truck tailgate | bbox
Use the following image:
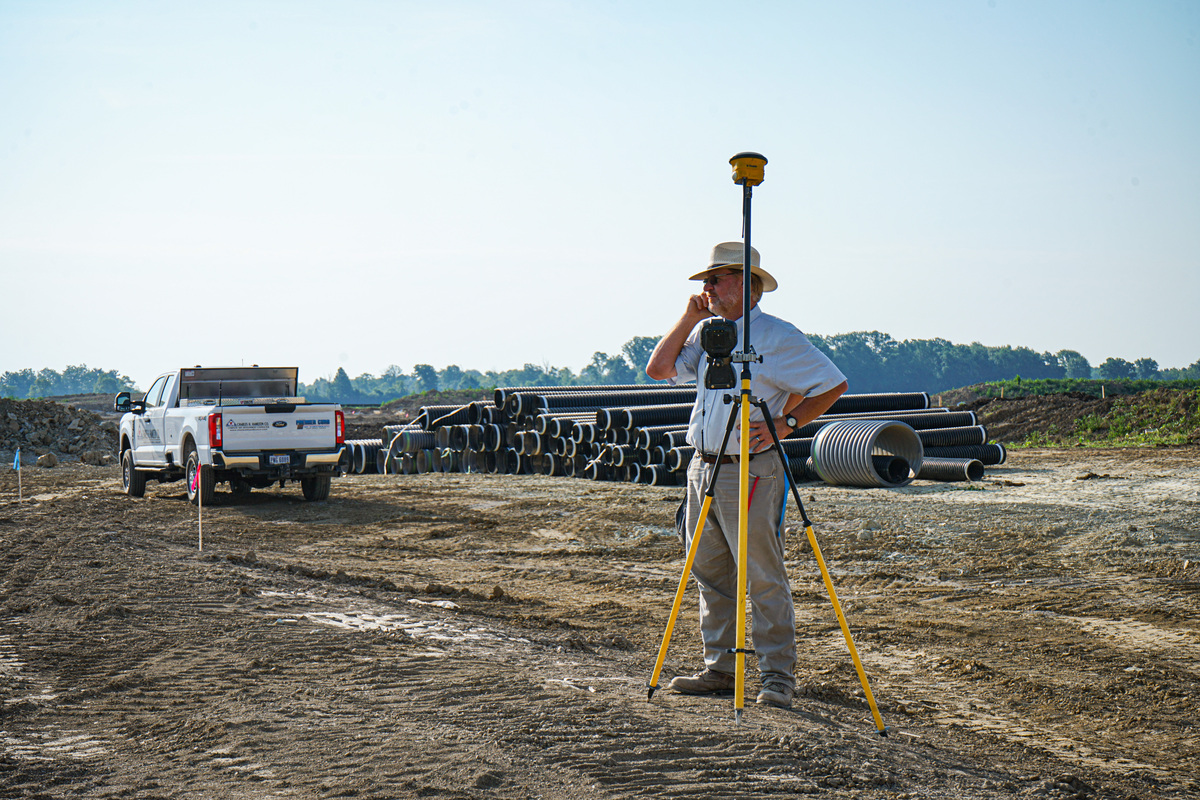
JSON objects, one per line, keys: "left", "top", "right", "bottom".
{"left": 220, "top": 406, "right": 338, "bottom": 451}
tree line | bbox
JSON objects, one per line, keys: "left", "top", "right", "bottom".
{"left": 0, "top": 365, "right": 138, "bottom": 399}
{"left": 4, "top": 335, "right": 1197, "bottom": 402}
{"left": 298, "top": 333, "right": 1200, "bottom": 403}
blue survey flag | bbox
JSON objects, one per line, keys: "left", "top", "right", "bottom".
{"left": 11, "top": 448, "right": 18, "bottom": 471}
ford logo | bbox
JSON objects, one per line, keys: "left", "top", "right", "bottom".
{"left": 273, "top": 420, "right": 288, "bottom": 428}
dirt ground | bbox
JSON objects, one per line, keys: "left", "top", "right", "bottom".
{"left": 1, "top": 447, "right": 1198, "bottom": 799}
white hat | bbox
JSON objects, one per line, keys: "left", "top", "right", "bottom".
{"left": 688, "top": 241, "right": 778, "bottom": 292}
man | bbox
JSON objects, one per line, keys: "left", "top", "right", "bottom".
{"left": 645, "top": 241, "right": 848, "bottom": 709}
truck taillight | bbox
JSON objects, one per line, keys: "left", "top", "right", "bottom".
{"left": 209, "top": 413, "right": 223, "bottom": 447}
{"left": 335, "top": 410, "right": 345, "bottom": 445}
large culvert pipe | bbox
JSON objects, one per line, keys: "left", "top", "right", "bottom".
{"left": 918, "top": 457, "right": 985, "bottom": 482}
{"left": 811, "top": 420, "right": 924, "bottom": 488}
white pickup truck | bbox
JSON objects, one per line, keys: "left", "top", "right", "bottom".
{"left": 115, "top": 366, "right": 345, "bottom": 504}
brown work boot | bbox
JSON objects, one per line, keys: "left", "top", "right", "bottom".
{"left": 668, "top": 669, "right": 735, "bottom": 695}
{"left": 756, "top": 680, "right": 794, "bottom": 709}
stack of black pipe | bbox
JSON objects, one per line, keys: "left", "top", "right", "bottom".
{"left": 377, "top": 384, "right": 1004, "bottom": 484}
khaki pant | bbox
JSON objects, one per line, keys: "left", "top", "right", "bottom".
{"left": 685, "top": 451, "right": 795, "bottom": 687}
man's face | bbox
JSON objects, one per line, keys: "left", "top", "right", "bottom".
{"left": 702, "top": 269, "right": 745, "bottom": 320}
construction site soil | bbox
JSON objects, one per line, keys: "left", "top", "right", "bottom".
{"left": 2, "top": 397, "right": 1199, "bottom": 798}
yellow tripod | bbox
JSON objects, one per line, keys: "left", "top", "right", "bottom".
{"left": 645, "top": 153, "right": 887, "bottom": 734}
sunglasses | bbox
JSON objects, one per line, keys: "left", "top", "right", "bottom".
{"left": 703, "top": 271, "right": 741, "bottom": 286}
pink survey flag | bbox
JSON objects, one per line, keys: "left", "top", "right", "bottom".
{"left": 190, "top": 463, "right": 199, "bottom": 492}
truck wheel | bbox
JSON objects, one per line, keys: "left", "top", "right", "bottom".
{"left": 185, "top": 448, "right": 216, "bottom": 506}
{"left": 122, "top": 450, "right": 147, "bottom": 498}
{"left": 301, "top": 475, "right": 331, "bottom": 502}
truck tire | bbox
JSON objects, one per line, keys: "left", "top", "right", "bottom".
{"left": 185, "top": 448, "right": 216, "bottom": 506}
{"left": 301, "top": 475, "right": 331, "bottom": 502}
{"left": 122, "top": 450, "right": 147, "bottom": 498}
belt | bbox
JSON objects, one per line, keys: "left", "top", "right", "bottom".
{"left": 699, "top": 451, "right": 763, "bottom": 464}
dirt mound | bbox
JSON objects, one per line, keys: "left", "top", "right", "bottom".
{"left": 965, "top": 393, "right": 1112, "bottom": 444}
{"left": 0, "top": 397, "right": 118, "bottom": 466}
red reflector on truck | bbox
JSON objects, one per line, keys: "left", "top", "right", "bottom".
{"left": 335, "top": 410, "right": 345, "bottom": 445}
{"left": 209, "top": 413, "right": 223, "bottom": 447}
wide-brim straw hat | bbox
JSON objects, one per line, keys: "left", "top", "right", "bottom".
{"left": 688, "top": 241, "right": 778, "bottom": 293}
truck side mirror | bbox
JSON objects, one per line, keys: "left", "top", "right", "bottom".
{"left": 114, "top": 392, "right": 131, "bottom": 413}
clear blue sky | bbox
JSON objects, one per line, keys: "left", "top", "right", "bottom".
{"left": 2, "top": 1, "right": 1197, "bottom": 389}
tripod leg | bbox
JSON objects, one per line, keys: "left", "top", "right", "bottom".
{"left": 647, "top": 493, "right": 715, "bottom": 700}
{"left": 734, "top": 383, "right": 752, "bottom": 723}
{"left": 756, "top": 402, "right": 888, "bottom": 736}
{"left": 806, "top": 524, "right": 887, "bottom": 735}
{"left": 646, "top": 398, "right": 741, "bottom": 700}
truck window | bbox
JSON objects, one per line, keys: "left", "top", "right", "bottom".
{"left": 143, "top": 376, "right": 168, "bottom": 406}
{"left": 156, "top": 374, "right": 177, "bottom": 407}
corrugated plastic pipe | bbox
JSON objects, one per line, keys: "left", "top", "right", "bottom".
{"left": 353, "top": 439, "right": 383, "bottom": 474}
{"left": 495, "top": 383, "right": 664, "bottom": 413}
{"left": 826, "top": 392, "right": 929, "bottom": 415}
{"left": 505, "top": 384, "right": 697, "bottom": 416}
{"left": 792, "top": 410, "right": 976, "bottom": 439}
{"left": 918, "top": 457, "right": 985, "bottom": 482}
{"left": 811, "top": 420, "right": 924, "bottom": 488}
{"left": 635, "top": 425, "right": 688, "bottom": 449}
{"left": 400, "top": 430, "right": 438, "bottom": 452}
{"left": 923, "top": 443, "right": 1006, "bottom": 465}
{"left": 533, "top": 388, "right": 697, "bottom": 414}
{"left": 418, "top": 404, "right": 472, "bottom": 430}
{"left": 917, "top": 425, "right": 988, "bottom": 448}
{"left": 602, "top": 403, "right": 695, "bottom": 430}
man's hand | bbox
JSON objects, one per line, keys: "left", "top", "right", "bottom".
{"left": 740, "top": 381, "right": 849, "bottom": 453}
{"left": 741, "top": 419, "right": 786, "bottom": 454}
{"left": 683, "top": 293, "right": 714, "bottom": 325}
{"left": 646, "top": 294, "right": 715, "bottom": 381}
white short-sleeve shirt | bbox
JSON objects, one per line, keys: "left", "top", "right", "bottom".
{"left": 671, "top": 305, "right": 846, "bottom": 455}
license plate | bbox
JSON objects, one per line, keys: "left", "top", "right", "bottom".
{"left": 269, "top": 454, "right": 291, "bottom": 465}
